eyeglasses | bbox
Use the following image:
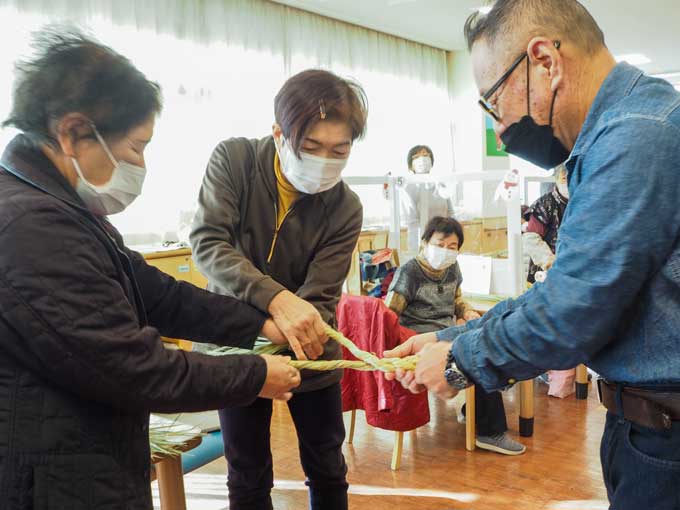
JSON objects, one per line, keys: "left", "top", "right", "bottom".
{"left": 478, "top": 40, "right": 561, "bottom": 122}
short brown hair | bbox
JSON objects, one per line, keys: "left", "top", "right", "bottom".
{"left": 274, "top": 69, "right": 368, "bottom": 157}
{"left": 422, "top": 216, "right": 465, "bottom": 248}
{"left": 407, "top": 144, "right": 434, "bottom": 171}
{"left": 464, "top": 0, "right": 606, "bottom": 55}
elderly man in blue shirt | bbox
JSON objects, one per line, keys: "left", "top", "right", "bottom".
{"left": 385, "top": 1, "right": 680, "bottom": 508}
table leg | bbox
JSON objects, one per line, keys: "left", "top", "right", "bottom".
{"left": 575, "top": 364, "right": 589, "bottom": 400}
{"left": 156, "top": 455, "right": 187, "bottom": 510}
{"left": 519, "top": 380, "right": 534, "bottom": 437}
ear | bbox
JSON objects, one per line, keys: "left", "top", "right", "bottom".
{"left": 54, "top": 113, "right": 92, "bottom": 157}
{"left": 526, "top": 37, "right": 564, "bottom": 92}
{"left": 272, "top": 123, "right": 282, "bottom": 141}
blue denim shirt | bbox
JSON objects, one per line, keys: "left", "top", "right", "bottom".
{"left": 440, "top": 63, "right": 680, "bottom": 391}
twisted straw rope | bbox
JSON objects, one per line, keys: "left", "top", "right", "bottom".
{"left": 208, "top": 326, "right": 418, "bottom": 373}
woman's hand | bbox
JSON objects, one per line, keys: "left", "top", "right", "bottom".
{"left": 258, "top": 354, "right": 301, "bottom": 401}
{"left": 268, "top": 290, "right": 328, "bottom": 361}
{"left": 544, "top": 256, "right": 556, "bottom": 270}
{"left": 463, "top": 310, "right": 481, "bottom": 322}
{"left": 260, "top": 319, "right": 287, "bottom": 345}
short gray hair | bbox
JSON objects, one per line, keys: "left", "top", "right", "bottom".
{"left": 464, "top": 0, "right": 606, "bottom": 55}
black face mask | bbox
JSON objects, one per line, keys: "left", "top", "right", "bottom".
{"left": 500, "top": 60, "right": 570, "bottom": 170}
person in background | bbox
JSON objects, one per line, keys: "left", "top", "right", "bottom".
{"left": 190, "top": 69, "right": 366, "bottom": 510}
{"left": 523, "top": 165, "right": 574, "bottom": 396}
{"left": 401, "top": 145, "right": 454, "bottom": 251}
{"left": 0, "top": 29, "right": 299, "bottom": 510}
{"left": 523, "top": 165, "right": 569, "bottom": 283}
{"left": 386, "top": 1, "right": 680, "bottom": 507}
{"left": 385, "top": 217, "right": 525, "bottom": 455}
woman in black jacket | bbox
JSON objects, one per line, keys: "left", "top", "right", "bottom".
{"left": 0, "top": 29, "right": 300, "bottom": 510}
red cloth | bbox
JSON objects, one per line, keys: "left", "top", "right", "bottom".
{"left": 379, "top": 269, "right": 396, "bottom": 298}
{"left": 337, "top": 294, "right": 430, "bottom": 432}
{"left": 526, "top": 215, "right": 547, "bottom": 237}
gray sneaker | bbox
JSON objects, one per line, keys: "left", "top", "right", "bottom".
{"left": 475, "top": 433, "right": 526, "bottom": 456}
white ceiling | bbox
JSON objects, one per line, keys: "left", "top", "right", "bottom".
{"left": 271, "top": 0, "right": 680, "bottom": 75}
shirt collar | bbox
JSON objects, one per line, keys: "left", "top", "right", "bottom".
{"left": 569, "top": 62, "right": 644, "bottom": 160}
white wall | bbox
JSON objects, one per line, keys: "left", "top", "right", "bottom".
{"left": 447, "top": 50, "right": 510, "bottom": 218}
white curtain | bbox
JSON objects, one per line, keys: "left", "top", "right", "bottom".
{"left": 0, "top": 0, "right": 452, "bottom": 239}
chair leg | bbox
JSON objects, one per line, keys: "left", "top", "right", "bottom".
{"left": 391, "top": 431, "right": 404, "bottom": 471}
{"left": 347, "top": 409, "right": 356, "bottom": 444}
{"left": 465, "top": 385, "right": 476, "bottom": 451}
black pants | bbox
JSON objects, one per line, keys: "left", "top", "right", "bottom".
{"left": 461, "top": 387, "right": 508, "bottom": 437}
{"left": 219, "top": 382, "right": 348, "bottom": 510}
{"left": 601, "top": 410, "right": 680, "bottom": 509}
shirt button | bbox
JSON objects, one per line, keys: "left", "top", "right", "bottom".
{"left": 508, "top": 378, "right": 516, "bottom": 385}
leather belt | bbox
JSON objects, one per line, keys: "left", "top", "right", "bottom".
{"left": 597, "top": 380, "right": 680, "bottom": 431}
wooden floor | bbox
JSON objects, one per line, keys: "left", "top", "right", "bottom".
{"left": 153, "top": 380, "right": 609, "bottom": 510}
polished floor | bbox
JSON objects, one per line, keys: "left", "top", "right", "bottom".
{"left": 153, "top": 381, "right": 609, "bottom": 510}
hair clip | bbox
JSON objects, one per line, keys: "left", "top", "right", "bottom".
{"left": 319, "top": 100, "right": 327, "bottom": 120}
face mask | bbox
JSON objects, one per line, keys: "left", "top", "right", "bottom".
{"left": 412, "top": 156, "right": 433, "bottom": 174}
{"left": 556, "top": 180, "right": 570, "bottom": 199}
{"left": 500, "top": 61, "right": 570, "bottom": 170}
{"left": 276, "top": 136, "right": 347, "bottom": 194}
{"left": 72, "top": 126, "right": 146, "bottom": 215}
{"left": 424, "top": 244, "right": 458, "bottom": 270}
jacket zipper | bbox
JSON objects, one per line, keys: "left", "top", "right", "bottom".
{"left": 267, "top": 201, "right": 298, "bottom": 263}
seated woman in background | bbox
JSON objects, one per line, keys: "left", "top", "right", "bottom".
{"left": 523, "top": 165, "right": 569, "bottom": 284}
{"left": 385, "top": 216, "right": 525, "bottom": 455}
{"left": 523, "top": 165, "right": 574, "bottom": 397}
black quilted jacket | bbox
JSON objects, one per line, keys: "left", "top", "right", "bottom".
{"left": 0, "top": 135, "right": 269, "bottom": 509}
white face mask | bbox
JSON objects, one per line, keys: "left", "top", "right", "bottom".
{"left": 424, "top": 244, "right": 458, "bottom": 270}
{"left": 276, "top": 135, "right": 347, "bottom": 194}
{"left": 412, "top": 156, "right": 433, "bottom": 174}
{"left": 71, "top": 126, "right": 146, "bottom": 215}
{"left": 556, "top": 180, "right": 570, "bottom": 199}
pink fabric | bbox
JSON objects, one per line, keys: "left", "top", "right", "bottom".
{"left": 547, "top": 369, "right": 576, "bottom": 398}
{"left": 337, "top": 294, "right": 430, "bottom": 432}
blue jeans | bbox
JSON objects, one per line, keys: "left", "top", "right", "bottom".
{"left": 601, "top": 411, "right": 680, "bottom": 509}
{"left": 219, "top": 383, "right": 348, "bottom": 510}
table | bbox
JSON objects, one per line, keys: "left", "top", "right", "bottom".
{"left": 466, "top": 294, "right": 536, "bottom": 439}
{"left": 150, "top": 416, "right": 203, "bottom": 510}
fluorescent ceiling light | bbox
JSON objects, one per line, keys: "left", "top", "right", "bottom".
{"left": 615, "top": 53, "right": 651, "bottom": 66}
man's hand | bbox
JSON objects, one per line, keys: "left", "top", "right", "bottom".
{"left": 383, "top": 332, "right": 437, "bottom": 391}
{"left": 258, "top": 354, "right": 301, "bottom": 401}
{"left": 414, "top": 341, "right": 459, "bottom": 401}
{"left": 383, "top": 332, "right": 437, "bottom": 359}
{"left": 268, "top": 290, "right": 328, "bottom": 361}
